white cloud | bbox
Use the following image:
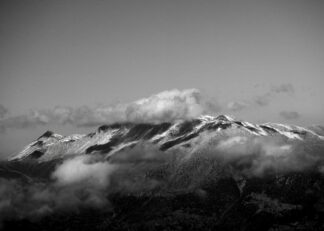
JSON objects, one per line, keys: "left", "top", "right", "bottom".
{"left": 0, "top": 89, "right": 220, "bottom": 130}
{"left": 52, "top": 155, "right": 116, "bottom": 188}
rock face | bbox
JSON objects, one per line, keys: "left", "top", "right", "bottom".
{"left": 1, "top": 115, "right": 324, "bottom": 231}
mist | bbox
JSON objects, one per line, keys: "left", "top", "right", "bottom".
{"left": 1, "top": 132, "right": 324, "bottom": 225}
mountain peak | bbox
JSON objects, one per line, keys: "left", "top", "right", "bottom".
{"left": 37, "top": 130, "right": 54, "bottom": 140}
{"left": 216, "top": 114, "right": 235, "bottom": 121}
{"left": 198, "top": 114, "right": 235, "bottom": 122}
{"left": 37, "top": 130, "right": 63, "bottom": 140}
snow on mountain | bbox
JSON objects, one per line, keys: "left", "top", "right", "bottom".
{"left": 9, "top": 115, "right": 324, "bottom": 162}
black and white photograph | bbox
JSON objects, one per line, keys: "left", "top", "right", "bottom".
{"left": 1, "top": 0, "right": 324, "bottom": 230}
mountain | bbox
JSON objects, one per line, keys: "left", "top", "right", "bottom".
{"left": 2, "top": 115, "right": 324, "bottom": 231}
{"left": 10, "top": 114, "right": 324, "bottom": 162}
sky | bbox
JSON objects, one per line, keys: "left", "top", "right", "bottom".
{"left": 0, "top": 0, "right": 324, "bottom": 155}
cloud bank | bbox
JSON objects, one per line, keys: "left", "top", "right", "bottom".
{"left": 0, "top": 156, "right": 116, "bottom": 224}
{"left": 213, "top": 136, "right": 324, "bottom": 176}
{"left": 0, "top": 89, "right": 220, "bottom": 131}
{"left": 0, "top": 84, "right": 302, "bottom": 132}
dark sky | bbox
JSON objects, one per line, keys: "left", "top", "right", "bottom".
{"left": 0, "top": 0, "right": 324, "bottom": 155}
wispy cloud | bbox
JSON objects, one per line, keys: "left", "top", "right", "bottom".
{"left": 271, "top": 84, "right": 294, "bottom": 94}
{"left": 309, "top": 125, "right": 324, "bottom": 136}
{"left": 0, "top": 105, "right": 8, "bottom": 119}
{"left": 279, "top": 111, "right": 300, "bottom": 120}
{"left": 254, "top": 84, "right": 294, "bottom": 107}
{"left": 227, "top": 83, "right": 295, "bottom": 111}
{"left": 227, "top": 101, "right": 249, "bottom": 112}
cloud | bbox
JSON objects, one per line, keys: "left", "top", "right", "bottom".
{"left": 228, "top": 84, "right": 295, "bottom": 110}
{"left": 227, "top": 101, "right": 249, "bottom": 112}
{"left": 308, "top": 125, "right": 324, "bottom": 136}
{"left": 212, "top": 136, "right": 322, "bottom": 177}
{"left": 0, "top": 145, "right": 173, "bottom": 223}
{"left": 0, "top": 105, "right": 8, "bottom": 119}
{"left": 0, "top": 155, "right": 117, "bottom": 224}
{"left": 271, "top": 84, "right": 294, "bottom": 94}
{"left": 1, "top": 133, "right": 324, "bottom": 223}
{"left": 254, "top": 84, "right": 294, "bottom": 107}
{"left": 254, "top": 94, "right": 272, "bottom": 107}
{"left": 0, "top": 89, "right": 220, "bottom": 131}
{"left": 0, "top": 85, "right": 297, "bottom": 131}
{"left": 52, "top": 155, "right": 116, "bottom": 188}
{"left": 279, "top": 111, "right": 300, "bottom": 120}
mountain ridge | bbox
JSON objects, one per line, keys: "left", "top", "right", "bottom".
{"left": 10, "top": 114, "right": 324, "bottom": 162}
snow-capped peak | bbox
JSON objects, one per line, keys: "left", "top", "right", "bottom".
{"left": 198, "top": 114, "right": 235, "bottom": 122}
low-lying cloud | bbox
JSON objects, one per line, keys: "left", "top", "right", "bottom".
{"left": 52, "top": 155, "right": 116, "bottom": 187}
{"left": 0, "top": 157, "right": 116, "bottom": 225}
{"left": 1, "top": 132, "right": 324, "bottom": 224}
{"left": 214, "top": 136, "right": 324, "bottom": 176}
